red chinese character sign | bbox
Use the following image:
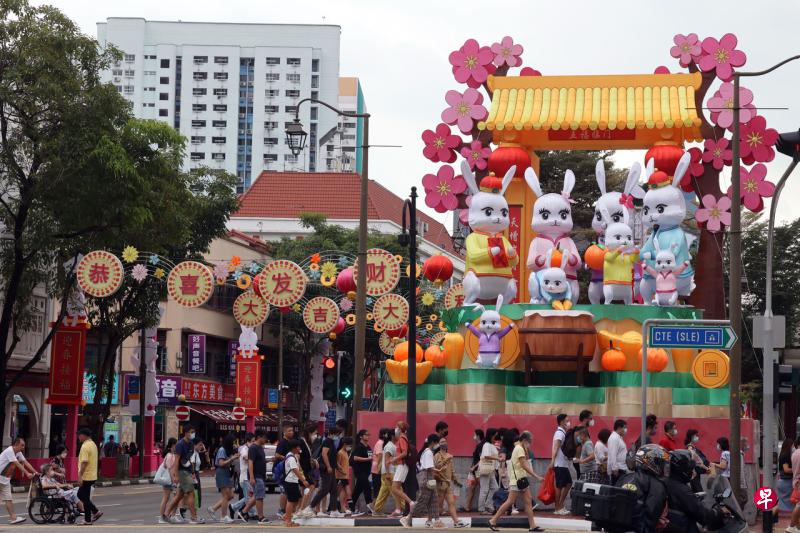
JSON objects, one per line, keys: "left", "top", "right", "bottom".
{"left": 353, "top": 248, "right": 401, "bottom": 296}
{"left": 167, "top": 261, "right": 214, "bottom": 308}
{"left": 76, "top": 251, "right": 124, "bottom": 298}
{"left": 257, "top": 260, "right": 307, "bottom": 307}
{"left": 235, "top": 357, "right": 261, "bottom": 416}
{"left": 444, "top": 284, "right": 465, "bottom": 309}
{"left": 233, "top": 292, "right": 269, "bottom": 327}
{"left": 302, "top": 297, "right": 339, "bottom": 334}
{"left": 372, "top": 293, "right": 409, "bottom": 331}
{"left": 46, "top": 324, "right": 88, "bottom": 405}
{"left": 754, "top": 486, "right": 777, "bottom": 511}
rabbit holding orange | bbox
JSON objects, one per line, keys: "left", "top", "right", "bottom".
{"left": 462, "top": 161, "right": 519, "bottom": 305}
{"left": 524, "top": 167, "right": 581, "bottom": 303}
{"left": 641, "top": 240, "right": 690, "bottom": 306}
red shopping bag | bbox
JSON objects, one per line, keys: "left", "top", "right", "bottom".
{"left": 537, "top": 468, "right": 556, "bottom": 505}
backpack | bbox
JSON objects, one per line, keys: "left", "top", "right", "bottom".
{"left": 560, "top": 427, "right": 578, "bottom": 459}
{"left": 403, "top": 438, "right": 418, "bottom": 469}
{"left": 273, "top": 458, "right": 286, "bottom": 484}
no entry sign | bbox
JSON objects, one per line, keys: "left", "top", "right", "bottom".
{"left": 175, "top": 404, "right": 190, "bottom": 422}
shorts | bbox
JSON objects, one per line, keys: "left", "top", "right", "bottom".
{"left": 284, "top": 482, "right": 301, "bottom": 503}
{"left": 554, "top": 466, "right": 573, "bottom": 489}
{"left": 393, "top": 464, "right": 409, "bottom": 483}
{"left": 0, "top": 482, "right": 11, "bottom": 501}
{"left": 178, "top": 470, "right": 195, "bottom": 493}
{"left": 337, "top": 479, "right": 349, "bottom": 487}
{"left": 251, "top": 478, "right": 266, "bottom": 500}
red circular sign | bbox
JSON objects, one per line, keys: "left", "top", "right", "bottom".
{"left": 175, "top": 405, "right": 190, "bottom": 421}
{"left": 232, "top": 406, "right": 246, "bottom": 421}
{"left": 753, "top": 486, "right": 777, "bottom": 511}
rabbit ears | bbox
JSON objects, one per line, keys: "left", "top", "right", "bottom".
{"left": 654, "top": 239, "right": 679, "bottom": 254}
{"left": 596, "top": 159, "right": 644, "bottom": 198}
{"left": 495, "top": 294, "right": 504, "bottom": 311}
{"left": 525, "top": 167, "right": 575, "bottom": 198}
{"left": 545, "top": 247, "right": 570, "bottom": 269}
{"left": 600, "top": 205, "right": 630, "bottom": 227}
{"left": 461, "top": 160, "right": 515, "bottom": 196}
{"left": 644, "top": 152, "right": 691, "bottom": 188}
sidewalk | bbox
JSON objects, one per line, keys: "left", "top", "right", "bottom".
{"left": 293, "top": 511, "right": 592, "bottom": 530}
{"left": 11, "top": 478, "right": 155, "bottom": 493}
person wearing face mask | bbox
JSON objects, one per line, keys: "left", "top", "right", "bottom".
{"left": 305, "top": 427, "right": 341, "bottom": 517}
{"left": 607, "top": 419, "right": 629, "bottom": 484}
{"left": 459, "top": 429, "right": 484, "bottom": 513}
{"left": 684, "top": 429, "right": 709, "bottom": 493}
{"left": 711, "top": 437, "right": 731, "bottom": 479}
{"left": 658, "top": 421, "right": 678, "bottom": 452}
{"left": 777, "top": 437, "right": 795, "bottom": 513}
{"left": 165, "top": 424, "right": 204, "bottom": 524}
{"left": 350, "top": 430, "right": 374, "bottom": 516}
{"left": 371, "top": 428, "right": 388, "bottom": 502}
{"left": 294, "top": 424, "right": 320, "bottom": 519}
{"left": 434, "top": 439, "right": 467, "bottom": 527}
{"left": 49, "top": 444, "right": 69, "bottom": 483}
{"left": 435, "top": 421, "right": 449, "bottom": 439}
{"left": 549, "top": 414, "right": 572, "bottom": 515}
{"left": 400, "top": 434, "right": 442, "bottom": 528}
{"left": 573, "top": 426, "right": 599, "bottom": 483}
{"left": 335, "top": 437, "right": 354, "bottom": 516}
{"left": 663, "top": 450, "right": 725, "bottom": 533}
{"left": 390, "top": 422, "right": 414, "bottom": 517}
{"left": 573, "top": 411, "right": 594, "bottom": 477}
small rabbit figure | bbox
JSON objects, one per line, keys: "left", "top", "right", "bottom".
{"left": 524, "top": 167, "right": 581, "bottom": 303}
{"left": 238, "top": 326, "right": 259, "bottom": 354}
{"left": 529, "top": 248, "right": 573, "bottom": 310}
{"left": 588, "top": 160, "right": 645, "bottom": 304}
{"left": 464, "top": 294, "right": 514, "bottom": 368}
{"left": 601, "top": 208, "right": 639, "bottom": 305}
{"left": 462, "top": 160, "right": 519, "bottom": 305}
{"left": 640, "top": 240, "right": 690, "bottom": 306}
{"left": 640, "top": 152, "right": 695, "bottom": 304}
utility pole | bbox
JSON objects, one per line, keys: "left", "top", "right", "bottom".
{"left": 138, "top": 326, "right": 146, "bottom": 478}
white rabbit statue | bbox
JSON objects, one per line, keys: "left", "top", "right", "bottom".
{"left": 640, "top": 152, "right": 695, "bottom": 304}
{"left": 529, "top": 248, "right": 573, "bottom": 309}
{"left": 238, "top": 326, "right": 259, "bottom": 355}
{"left": 462, "top": 160, "right": 519, "bottom": 305}
{"left": 601, "top": 208, "right": 639, "bottom": 305}
{"left": 524, "top": 167, "right": 581, "bottom": 303}
{"left": 588, "top": 160, "right": 645, "bottom": 304}
{"left": 464, "top": 294, "right": 514, "bottom": 368}
{"left": 640, "top": 241, "right": 690, "bottom": 306}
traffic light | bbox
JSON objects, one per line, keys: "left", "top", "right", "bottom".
{"left": 774, "top": 362, "right": 795, "bottom": 405}
{"left": 340, "top": 387, "right": 353, "bottom": 400}
{"left": 776, "top": 130, "right": 800, "bottom": 160}
{"left": 338, "top": 351, "right": 354, "bottom": 404}
{"left": 323, "top": 356, "right": 336, "bottom": 370}
{"left": 322, "top": 355, "right": 337, "bottom": 401}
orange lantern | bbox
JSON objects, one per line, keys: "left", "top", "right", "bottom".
{"left": 423, "top": 255, "right": 454, "bottom": 287}
{"left": 394, "top": 341, "right": 423, "bottom": 363}
{"left": 584, "top": 244, "right": 606, "bottom": 271}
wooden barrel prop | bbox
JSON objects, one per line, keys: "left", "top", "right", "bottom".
{"left": 520, "top": 311, "right": 597, "bottom": 372}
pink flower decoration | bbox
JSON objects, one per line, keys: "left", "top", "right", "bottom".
{"left": 701, "top": 138, "right": 732, "bottom": 170}
{"left": 726, "top": 163, "right": 775, "bottom": 213}
{"left": 449, "top": 38, "right": 494, "bottom": 86}
{"left": 698, "top": 34, "right": 746, "bottom": 81}
{"left": 459, "top": 196, "right": 472, "bottom": 227}
{"left": 707, "top": 82, "right": 755, "bottom": 130}
{"left": 695, "top": 194, "right": 731, "bottom": 233}
{"left": 653, "top": 66, "right": 670, "bottom": 74}
{"left": 460, "top": 140, "right": 492, "bottom": 170}
{"left": 441, "top": 88, "right": 488, "bottom": 134}
{"left": 739, "top": 115, "right": 778, "bottom": 163}
{"left": 520, "top": 67, "right": 541, "bottom": 76}
{"left": 421, "top": 123, "right": 461, "bottom": 163}
{"left": 679, "top": 147, "right": 703, "bottom": 192}
{"left": 670, "top": 33, "right": 702, "bottom": 67}
{"left": 491, "top": 36, "right": 524, "bottom": 67}
{"left": 422, "top": 165, "right": 468, "bottom": 213}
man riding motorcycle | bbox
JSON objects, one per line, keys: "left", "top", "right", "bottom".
{"left": 663, "top": 450, "right": 725, "bottom": 533}
{"left": 615, "top": 444, "right": 669, "bottom": 532}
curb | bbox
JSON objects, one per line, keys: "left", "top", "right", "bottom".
{"left": 11, "top": 478, "right": 154, "bottom": 493}
{"left": 294, "top": 516, "right": 592, "bottom": 530}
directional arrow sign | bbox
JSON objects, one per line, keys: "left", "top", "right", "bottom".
{"left": 649, "top": 324, "right": 737, "bottom": 350}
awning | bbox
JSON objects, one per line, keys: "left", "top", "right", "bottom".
{"left": 188, "top": 405, "right": 297, "bottom": 432}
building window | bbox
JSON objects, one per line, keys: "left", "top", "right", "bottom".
{"left": 265, "top": 89, "right": 279, "bottom": 98}
{"left": 123, "top": 70, "right": 135, "bottom": 77}
{"left": 193, "top": 56, "right": 208, "bottom": 64}
{"left": 265, "top": 57, "right": 280, "bottom": 66}
{"left": 212, "top": 136, "right": 226, "bottom": 144}
{"left": 264, "top": 105, "right": 278, "bottom": 114}
{"left": 124, "top": 53, "right": 135, "bottom": 62}
{"left": 123, "top": 85, "right": 134, "bottom": 94}
{"left": 285, "top": 89, "right": 300, "bottom": 98}
{"left": 144, "top": 54, "right": 156, "bottom": 60}
{"left": 192, "top": 87, "right": 207, "bottom": 96}
{"left": 213, "top": 104, "right": 227, "bottom": 112}
{"left": 264, "top": 121, "right": 278, "bottom": 129}
{"left": 160, "top": 58, "right": 170, "bottom": 68}
{"left": 192, "top": 104, "right": 207, "bottom": 112}
{"left": 287, "top": 73, "right": 300, "bottom": 83}
{"left": 213, "top": 72, "right": 228, "bottom": 81}
{"left": 312, "top": 59, "right": 319, "bottom": 72}
{"left": 310, "top": 107, "right": 318, "bottom": 120}
{"left": 342, "top": 134, "right": 356, "bottom": 140}
{"left": 343, "top": 122, "right": 356, "bottom": 129}
{"left": 190, "top": 152, "right": 205, "bottom": 161}
{"left": 213, "top": 88, "right": 227, "bottom": 96}
{"left": 212, "top": 120, "right": 226, "bottom": 128}
{"left": 159, "top": 109, "right": 168, "bottom": 117}
{"left": 287, "top": 57, "right": 301, "bottom": 66}
{"left": 311, "top": 91, "right": 318, "bottom": 100}
{"left": 144, "top": 87, "right": 156, "bottom": 92}
{"left": 264, "top": 137, "right": 278, "bottom": 145}
{"left": 193, "top": 72, "right": 208, "bottom": 81}
{"left": 265, "top": 73, "right": 280, "bottom": 82}
{"left": 191, "top": 120, "right": 206, "bottom": 128}
{"left": 214, "top": 56, "right": 228, "bottom": 64}
{"left": 311, "top": 75, "right": 319, "bottom": 88}
{"left": 112, "top": 68, "right": 122, "bottom": 76}
{"left": 212, "top": 153, "right": 225, "bottom": 161}
{"left": 284, "top": 154, "right": 298, "bottom": 162}
{"left": 285, "top": 105, "right": 298, "bottom": 114}
{"left": 143, "top": 70, "right": 156, "bottom": 75}
{"left": 191, "top": 136, "right": 206, "bottom": 144}
{"left": 264, "top": 154, "right": 278, "bottom": 162}
{"left": 159, "top": 76, "right": 169, "bottom": 84}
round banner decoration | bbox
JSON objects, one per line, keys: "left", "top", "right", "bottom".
{"left": 302, "top": 297, "right": 339, "bottom": 334}
{"left": 444, "top": 283, "right": 465, "bottom": 309}
{"left": 428, "top": 331, "right": 447, "bottom": 347}
{"left": 233, "top": 292, "right": 269, "bottom": 327}
{"left": 372, "top": 293, "right": 409, "bottom": 331}
{"left": 353, "top": 248, "right": 401, "bottom": 296}
{"left": 76, "top": 251, "right": 124, "bottom": 297}
{"left": 378, "top": 332, "right": 395, "bottom": 356}
{"left": 257, "top": 260, "right": 307, "bottom": 307}
{"left": 465, "top": 316, "right": 520, "bottom": 369}
{"left": 691, "top": 349, "right": 730, "bottom": 389}
{"left": 167, "top": 261, "right": 214, "bottom": 308}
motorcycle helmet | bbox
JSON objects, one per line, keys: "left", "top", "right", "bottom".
{"left": 669, "top": 450, "right": 695, "bottom": 483}
{"left": 634, "top": 444, "right": 669, "bottom": 477}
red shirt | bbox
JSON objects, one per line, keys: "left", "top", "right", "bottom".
{"left": 659, "top": 435, "right": 677, "bottom": 451}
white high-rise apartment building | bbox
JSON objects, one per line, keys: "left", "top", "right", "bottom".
{"left": 97, "top": 18, "right": 341, "bottom": 192}
{"left": 320, "top": 77, "right": 366, "bottom": 173}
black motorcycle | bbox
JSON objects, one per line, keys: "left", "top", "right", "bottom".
{"left": 703, "top": 488, "right": 747, "bottom": 533}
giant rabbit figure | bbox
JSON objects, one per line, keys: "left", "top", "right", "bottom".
{"left": 524, "top": 166, "right": 581, "bottom": 303}
{"left": 640, "top": 152, "right": 695, "bottom": 304}
{"left": 462, "top": 161, "right": 519, "bottom": 305}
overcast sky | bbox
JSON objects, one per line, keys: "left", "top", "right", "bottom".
{"left": 37, "top": 0, "right": 800, "bottom": 229}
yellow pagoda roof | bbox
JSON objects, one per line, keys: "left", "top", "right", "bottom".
{"left": 479, "top": 72, "right": 703, "bottom": 143}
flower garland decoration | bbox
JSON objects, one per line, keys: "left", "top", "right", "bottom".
{"left": 121, "top": 245, "right": 139, "bottom": 264}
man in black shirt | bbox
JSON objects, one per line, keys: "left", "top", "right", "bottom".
{"left": 274, "top": 422, "right": 294, "bottom": 519}
{"left": 350, "top": 429, "right": 374, "bottom": 515}
{"left": 305, "top": 426, "right": 342, "bottom": 516}
{"left": 237, "top": 429, "right": 268, "bottom": 524}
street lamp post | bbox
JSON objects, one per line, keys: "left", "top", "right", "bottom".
{"left": 399, "top": 188, "right": 418, "bottom": 445}
{"left": 727, "top": 56, "right": 800, "bottom": 531}
{"left": 286, "top": 100, "right": 370, "bottom": 436}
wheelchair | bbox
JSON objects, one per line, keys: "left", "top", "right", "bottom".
{"left": 27, "top": 474, "right": 82, "bottom": 524}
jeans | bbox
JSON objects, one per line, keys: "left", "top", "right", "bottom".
{"left": 477, "top": 473, "right": 498, "bottom": 512}
{"left": 373, "top": 473, "right": 394, "bottom": 513}
{"left": 77, "top": 480, "right": 98, "bottom": 522}
{"left": 350, "top": 472, "right": 373, "bottom": 511}
{"left": 231, "top": 480, "right": 257, "bottom": 516}
{"left": 309, "top": 471, "right": 336, "bottom": 512}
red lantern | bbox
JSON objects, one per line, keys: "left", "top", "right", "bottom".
{"left": 645, "top": 143, "right": 684, "bottom": 177}
{"left": 488, "top": 145, "right": 531, "bottom": 178}
{"left": 336, "top": 267, "right": 357, "bottom": 300}
{"left": 252, "top": 272, "right": 263, "bottom": 297}
{"left": 423, "top": 255, "right": 454, "bottom": 287}
{"left": 386, "top": 324, "right": 408, "bottom": 343}
{"left": 329, "top": 316, "right": 346, "bottom": 340}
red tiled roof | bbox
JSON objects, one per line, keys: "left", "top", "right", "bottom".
{"left": 234, "top": 172, "right": 456, "bottom": 253}
{"left": 226, "top": 229, "right": 272, "bottom": 253}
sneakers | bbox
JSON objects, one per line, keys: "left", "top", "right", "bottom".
{"left": 276, "top": 510, "right": 285, "bottom": 519}
{"left": 400, "top": 515, "right": 412, "bottom": 528}
{"left": 329, "top": 510, "right": 345, "bottom": 518}
{"left": 235, "top": 511, "right": 247, "bottom": 522}
{"left": 555, "top": 508, "right": 571, "bottom": 515}
{"left": 511, "top": 508, "right": 520, "bottom": 515}
{"left": 206, "top": 506, "right": 216, "bottom": 518}
{"left": 9, "top": 517, "right": 26, "bottom": 525}
{"left": 169, "top": 515, "right": 185, "bottom": 524}
{"left": 316, "top": 511, "right": 330, "bottom": 517}
{"left": 222, "top": 516, "right": 235, "bottom": 524}
{"left": 188, "top": 517, "right": 205, "bottom": 525}
{"left": 157, "top": 516, "right": 168, "bottom": 524}
{"left": 454, "top": 521, "right": 468, "bottom": 528}
{"left": 352, "top": 511, "right": 365, "bottom": 517}
{"left": 91, "top": 511, "right": 103, "bottom": 522}
{"left": 258, "top": 517, "right": 271, "bottom": 524}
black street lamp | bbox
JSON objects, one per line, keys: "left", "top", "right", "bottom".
{"left": 285, "top": 119, "right": 308, "bottom": 156}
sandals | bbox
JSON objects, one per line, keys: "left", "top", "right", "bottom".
{"left": 529, "top": 528, "right": 544, "bottom": 532}
{"left": 488, "top": 522, "right": 499, "bottom": 532}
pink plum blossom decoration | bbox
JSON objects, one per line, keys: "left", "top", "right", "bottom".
{"left": 421, "top": 123, "right": 461, "bottom": 163}
{"left": 131, "top": 264, "right": 148, "bottom": 283}
{"left": 739, "top": 115, "right": 778, "bottom": 163}
{"left": 490, "top": 36, "right": 524, "bottom": 67}
{"left": 441, "top": 88, "right": 487, "bottom": 134}
{"left": 694, "top": 194, "right": 731, "bottom": 233}
{"left": 520, "top": 67, "right": 541, "bottom": 76}
{"left": 701, "top": 138, "right": 733, "bottom": 170}
{"left": 449, "top": 39, "right": 494, "bottom": 86}
{"left": 460, "top": 140, "right": 492, "bottom": 170}
{"left": 422, "top": 165, "right": 467, "bottom": 213}
{"left": 707, "top": 82, "right": 755, "bottom": 130}
{"left": 670, "top": 33, "right": 702, "bottom": 67}
{"left": 698, "top": 33, "right": 746, "bottom": 81}
{"left": 727, "top": 163, "right": 775, "bottom": 212}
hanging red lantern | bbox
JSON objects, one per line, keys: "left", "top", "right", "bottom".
{"left": 335, "top": 267, "right": 357, "bottom": 300}
{"left": 252, "top": 272, "right": 263, "bottom": 297}
{"left": 645, "top": 142, "right": 684, "bottom": 177}
{"left": 488, "top": 144, "right": 531, "bottom": 178}
{"left": 386, "top": 324, "right": 408, "bottom": 344}
{"left": 329, "top": 316, "right": 346, "bottom": 340}
{"left": 423, "top": 255, "right": 454, "bottom": 287}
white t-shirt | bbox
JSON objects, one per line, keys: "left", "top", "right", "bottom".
{"left": 552, "top": 428, "right": 570, "bottom": 468}
{"left": 238, "top": 443, "right": 250, "bottom": 483}
{"left": 382, "top": 441, "right": 396, "bottom": 475}
{"left": 284, "top": 453, "right": 300, "bottom": 483}
{"left": 419, "top": 448, "right": 435, "bottom": 470}
{"left": 720, "top": 450, "right": 732, "bottom": 478}
{"left": 594, "top": 441, "right": 608, "bottom": 467}
{"left": 481, "top": 442, "right": 500, "bottom": 470}
{"left": 0, "top": 447, "right": 24, "bottom": 484}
